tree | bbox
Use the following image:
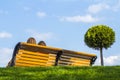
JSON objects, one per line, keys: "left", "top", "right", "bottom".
{"left": 84, "top": 25, "right": 115, "bottom": 66}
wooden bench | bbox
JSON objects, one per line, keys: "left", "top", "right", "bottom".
{"left": 7, "top": 42, "right": 97, "bottom": 67}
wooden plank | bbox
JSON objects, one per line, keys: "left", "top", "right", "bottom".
{"left": 59, "top": 60, "right": 90, "bottom": 64}
{"left": 16, "top": 54, "right": 48, "bottom": 60}
{"left": 15, "top": 62, "right": 54, "bottom": 67}
{"left": 58, "top": 61, "right": 89, "bottom": 65}
{"left": 58, "top": 63, "right": 89, "bottom": 66}
{"left": 18, "top": 50, "right": 56, "bottom": 58}
{"left": 15, "top": 63, "right": 38, "bottom": 67}
{"left": 21, "top": 42, "right": 62, "bottom": 50}
{"left": 59, "top": 58, "right": 70, "bottom": 62}
{"left": 70, "top": 57, "right": 90, "bottom": 61}
{"left": 18, "top": 50, "right": 50, "bottom": 57}
{"left": 60, "top": 57, "right": 90, "bottom": 62}
{"left": 72, "top": 63, "right": 89, "bottom": 66}
{"left": 16, "top": 53, "right": 56, "bottom": 60}
{"left": 73, "top": 61, "right": 90, "bottom": 64}
{"left": 20, "top": 42, "right": 62, "bottom": 54}
{"left": 62, "top": 54, "right": 91, "bottom": 60}
{"left": 15, "top": 61, "right": 54, "bottom": 66}
{"left": 16, "top": 54, "right": 56, "bottom": 60}
{"left": 15, "top": 59, "right": 54, "bottom": 65}
{"left": 63, "top": 49, "right": 96, "bottom": 57}
{"left": 58, "top": 61, "right": 70, "bottom": 64}
{"left": 16, "top": 59, "right": 47, "bottom": 65}
{"left": 71, "top": 63, "right": 90, "bottom": 66}
{"left": 16, "top": 57, "right": 55, "bottom": 63}
{"left": 61, "top": 55, "right": 91, "bottom": 60}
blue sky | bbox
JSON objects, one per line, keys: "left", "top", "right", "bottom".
{"left": 0, "top": 0, "right": 120, "bottom": 67}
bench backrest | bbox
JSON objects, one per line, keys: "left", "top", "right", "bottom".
{"left": 8, "top": 42, "right": 97, "bottom": 67}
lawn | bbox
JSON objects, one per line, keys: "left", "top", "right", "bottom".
{"left": 0, "top": 66, "right": 120, "bottom": 80}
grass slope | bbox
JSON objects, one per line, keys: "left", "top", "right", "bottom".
{"left": 0, "top": 66, "right": 120, "bottom": 80}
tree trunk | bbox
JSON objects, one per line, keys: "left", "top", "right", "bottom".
{"left": 100, "top": 47, "right": 104, "bottom": 66}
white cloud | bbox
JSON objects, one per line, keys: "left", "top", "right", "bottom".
{"left": 88, "top": 0, "right": 120, "bottom": 13}
{"left": 27, "top": 30, "right": 54, "bottom": 41}
{"left": 60, "top": 14, "right": 98, "bottom": 23}
{"left": 94, "top": 55, "right": 120, "bottom": 66}
{"left": 0, "top": 48, "right": 13, "bottom": 67}
{"left": 36, "top": 12, "right": 47, "bottom": 18}
{"left": 104, "top": 56, "right": 120, "bottom": 65}
{"left": 88, "top": 3, "right": 110, "bottom": 14}
{"left": 0, "top": 32, "right": 12, "bottom": 38}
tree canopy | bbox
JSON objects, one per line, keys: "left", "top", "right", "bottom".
{"left": 84, "top": 25, "right": 115, "bottom": 50}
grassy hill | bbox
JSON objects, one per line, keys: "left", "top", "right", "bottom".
{"left": 0, "top": 66, "right": 120, "bottom": 80}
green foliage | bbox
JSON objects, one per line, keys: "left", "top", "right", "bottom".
{"left": 0, "top": 66, "right": 120, "bottom": 80}
{"left": 84, "top": 25, "right": 115, "bottom": 50}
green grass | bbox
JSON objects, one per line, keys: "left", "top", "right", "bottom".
{"left": 0, "top": 66, "right": 120, "bottom": 80}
